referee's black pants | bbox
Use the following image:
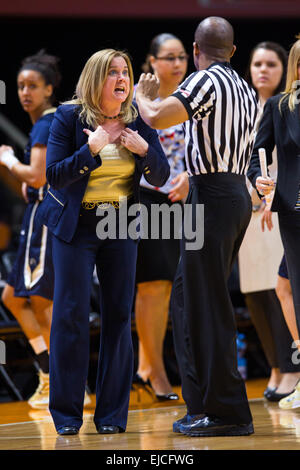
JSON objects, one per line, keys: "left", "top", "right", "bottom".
{"left": 172, "top": 173, "right": 253, "bottom": 425}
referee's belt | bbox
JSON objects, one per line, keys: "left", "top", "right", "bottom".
{"left": 81, "top": 200, "right": 120, "bottom": 210}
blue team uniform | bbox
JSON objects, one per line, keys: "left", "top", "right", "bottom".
{"left": 7, "top": 111, "right": 55, "bottom": 300}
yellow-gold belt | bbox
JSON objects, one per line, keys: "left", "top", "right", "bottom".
{"left": 81, "top": 201, "right": 120, "bottom": 210}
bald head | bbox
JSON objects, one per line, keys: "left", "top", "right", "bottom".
{"left": 194, "top": 17, "right": 234, "bottom": 61}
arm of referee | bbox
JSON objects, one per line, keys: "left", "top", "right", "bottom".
{"left": 136, "top": 74, "right": 188, "bottom": 129}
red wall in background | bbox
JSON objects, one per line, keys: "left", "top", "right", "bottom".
{"left": 1, "top": 0, "right": 300, "bottom": 18}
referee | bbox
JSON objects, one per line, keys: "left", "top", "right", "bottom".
{"left": 136, "top": 16, "right": 259, "bottom": 437}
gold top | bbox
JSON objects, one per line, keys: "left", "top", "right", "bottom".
{"left": 83, "top": 143, "right": 135, "bottom": 202}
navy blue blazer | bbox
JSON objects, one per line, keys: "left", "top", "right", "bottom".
{"left": 247, "top": 94, "right": 300, "bottom": 212}
{"left": 37, "top": 103, "right": 170, "bottom": 242}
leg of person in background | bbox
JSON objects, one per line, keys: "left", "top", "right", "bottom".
{"left": 135, "top": 280, "right": 178, "bottom": 398}
{"left": 276, "top": 276, "right": 300, "bottom": 350}
{"left": 263, "top": 288, "right": 300, "bottom": 400}
{"left": 2, "top": 286, "right": 51, "bottom": 367}
{"left": 244, "top": 291, "right": 282, "bottom": 396}
{"left": 30, "top": 295, "right": 52, "bottom": 349}
{"left": 1, "top": 284, "right": 51, "bottom": 408}
{"left": 277, "top": 214, "right": 300, "bottom": 410}
{"left": 245, "top": 288, "right": 300, "bottom": 401}
{"left": 278, "top": 213, "right": 300, "bottom": 345}
{"left": 275, "top": 275, "right": 300, "bottom": 405}
{"left": 1, "top": 285, "right": 91, "bottom": 409}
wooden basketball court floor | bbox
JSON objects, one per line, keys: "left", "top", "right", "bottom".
{"left": 0, "top": 378, "right": 299, "bottom": 451}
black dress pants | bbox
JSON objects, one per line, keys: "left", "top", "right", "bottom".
{"left": 170, "top": 258, "right": 202, "bottom": 412}
{"left": 278, "top": 210, "right": 300, "bottom": 337}
{"left": 245, "top": 289, "right": 300, "bottom": 373}
{"left": 172, "top": 173, "right": 253, "bottom": 425}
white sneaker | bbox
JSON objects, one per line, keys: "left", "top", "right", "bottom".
{"left": 279, "top": 382, "right": 300, "bottom": 410}
{"left": 28, "top": 370, "right": 49, "bottom": 409}
{"left": 28, "top": 371, "right": 91, "bottom": 409}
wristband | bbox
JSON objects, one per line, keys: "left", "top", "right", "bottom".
{"left": 0, "top": 150, "right": 19, "bottom": 170}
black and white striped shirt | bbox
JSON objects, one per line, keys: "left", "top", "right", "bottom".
{"left": 173, "top": 62, "right": 259, "bottom": 176}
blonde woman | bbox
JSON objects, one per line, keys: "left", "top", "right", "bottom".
{"left": 248, "top": 35, "right": 300, "bottom": 410}
{"left": 37, "top": 49, "right": 169, "bottom": 435}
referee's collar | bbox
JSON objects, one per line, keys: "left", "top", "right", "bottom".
{"left": 207, "top": 61, "right": 232, "bottom": 70}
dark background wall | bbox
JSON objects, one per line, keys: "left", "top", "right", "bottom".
{"left": 1, "top": 15, "right": 300, "bottom": 136}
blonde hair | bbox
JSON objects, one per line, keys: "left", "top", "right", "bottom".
{"left": 279, "top": 34, "right": 300, "bottom": 111}
{"left": 65, "top": 49, "right": 137, "bottom": 128}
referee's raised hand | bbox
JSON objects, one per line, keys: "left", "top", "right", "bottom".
{"left": 136, "top": 73, "right": 160, "bottom": 101}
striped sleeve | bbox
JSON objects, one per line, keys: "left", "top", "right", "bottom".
{"left": 173, "top": 71, "right": 216, "bottom": 121}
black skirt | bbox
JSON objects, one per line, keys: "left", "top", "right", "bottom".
{"left": 135, "top": 187, "right": 181, "bottom": 283}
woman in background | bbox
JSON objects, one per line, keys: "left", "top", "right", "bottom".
{"left": 247, "top": 36, "right": 300, "bottom": 409}
{"left": 0, "top": 51, "right": 61, "bottom": 409}
{"left": 240, "top": 42, "right": 300, "bottom": 402}
{"left": 134, "top": 33, "right": 189, "bottom": 400}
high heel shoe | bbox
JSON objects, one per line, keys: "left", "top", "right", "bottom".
{"left": 263, "top": 386, "right": 277, "bottom": 400}
{"left": 132, "top": 373, "right": 179, "bottom": 402}
{"left": 266, "top": 387, "right": 297, "bottom": 402}
{"left": 155, "top": 392, "right": 179, "bottom": 401}
{"left": 132, "top": 373, "right": 150, "bottom": 402}
{"left": 132, "top": 373, "right": 149, "bottom": 387}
